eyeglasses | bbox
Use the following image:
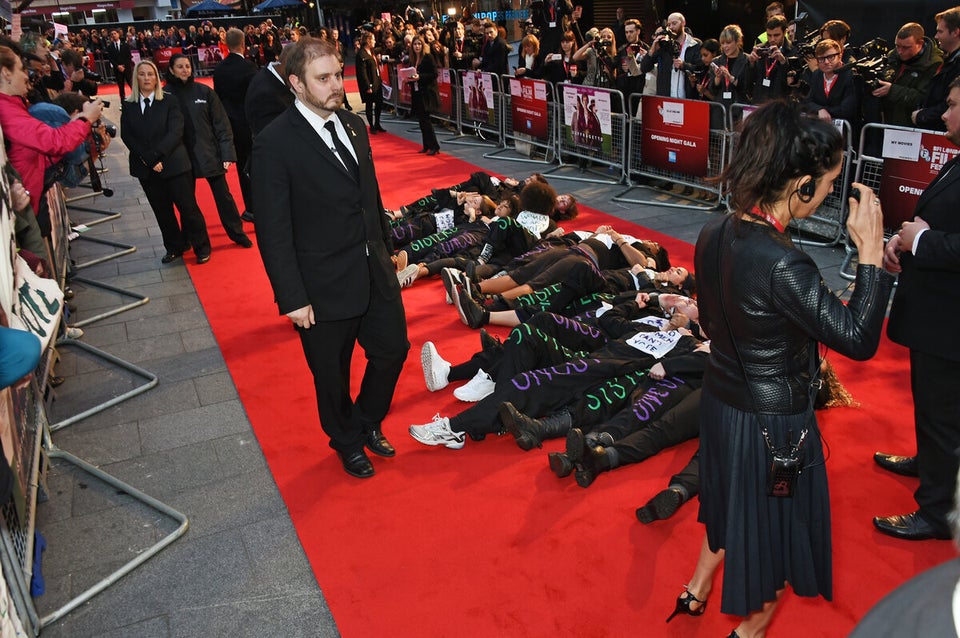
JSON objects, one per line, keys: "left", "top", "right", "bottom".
{"left": 816, "top": 52, "right": 839, "bottom": 63}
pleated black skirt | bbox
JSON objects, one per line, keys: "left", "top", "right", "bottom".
{"left": 697, "top": 389, "right": 833, "bottom": 616}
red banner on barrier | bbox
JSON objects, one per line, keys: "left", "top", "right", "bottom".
{"left": 397, "top": 66, "right": 416, "bottom": 105}
{"left": 463, "top": 71, "right": 495, "bottom": 125}
{"left": 879, "top": 130, "right": 960, "bottom": 228}
{"left": 561, "top": 84, "right": 612, "bottom": 155}
{"left": 152, "top": 47, "right": 182, "bottom": 72}
{"left": 438, "top": 68, "right": 453, "bottom": 117}
{"left": 640, "top": 96, "right": 710, "bottom": 176}
{"left": 509, "top": 77, "right": 549, "bottom": 142}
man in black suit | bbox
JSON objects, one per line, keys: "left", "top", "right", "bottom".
{"left": 244, "top": 45, "right": 295, "bottom": 138}
{"left": 214, "top": 28, "right": 258, "bottom": 223}
{"left": 105, "top": 29, "right": 133, "bottom": 101}
{"left": 874, "top": 77, "right": 960, "bottom": 540}
{"left": 474, "top": 20, "right": 509, "bottom": 76}
{"left": 253, "top": 38, "right": 409, "bottom": 479}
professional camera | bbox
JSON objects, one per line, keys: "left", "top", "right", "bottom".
{"left": 655, "top": 27, "right": 681, "bottom": 57}
{"left": 592, "top": 33, "right": 613, "bottom": 50}
{"left": 85, "top": 69, "right": 103, "bottom": 83}
{"left": 848, "top": 38, "right": 892, "bottom": 91}
{"left": 753, "top": 44, "right": 779, "bottom": 57}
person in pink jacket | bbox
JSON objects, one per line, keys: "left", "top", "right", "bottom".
{"left": 0, "top": 45, "right": 102, "bottom": 218}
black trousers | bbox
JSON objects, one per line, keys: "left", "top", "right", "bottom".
{"left": 671, "top": 449, "right": 700, "bottom": 498}
{"left": 113, "top": 65, "right": 132, "bottom": 101}
{"left": 203, "top": 174, "right": 245, "bottom": 241}
{"left": 139, "top": 170, "right": 211, "bottom": 256}
{"left": 609, "top": 386, "right": 700, "bottom": 465}
{"left": 364, "top": 93, "right": 383, "bottom": 128}
{"left": 228, "top": 117, "right": 253, "bottom": 213}
{"left": 911, "top": 349, "right": 960, "bottom": 533}
{"left": 411, "top": 90, "right": 439, "bottom": 151}
{"left": 297, "top": 277, "right": 409, "bottom": 454}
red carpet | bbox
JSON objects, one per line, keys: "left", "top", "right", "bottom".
{"left": 178, "top": 128, "right": 953, "bottom": 636}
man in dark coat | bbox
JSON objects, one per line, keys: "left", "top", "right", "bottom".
{"left": 474, "top": 20, "right": 509, "bottom": 76}
{"left": 355, "top": 31, "right": 385, "bottom": 134}
{"left": 874, "top": 78, "right": 960, "bottom": 541}
{"left": 214, "top": 28, "right": 257, "bottom": 223}
{"left": 914, "top": 7, "right": 960, "bottom": 130}
{"left": 252, "top": 38, "right": 409, "bottom": 479}
{"left": 244, "top": 47, "right": 295, "bottom": 138}
{"left": 105, "top": 29, "right": 133, "bottom": 101}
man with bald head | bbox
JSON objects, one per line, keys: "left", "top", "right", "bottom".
{"left": 641, "top": 12, "right": 702, "bottom": 98}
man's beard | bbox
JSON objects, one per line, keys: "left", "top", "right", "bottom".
{"left": 302, "top": 86, "right": 344, "bottom": 114}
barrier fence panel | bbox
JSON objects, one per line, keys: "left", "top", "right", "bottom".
{"left": 431, "top": 67, "right": 461, "bottom": 138}
{"left": 544, "top": 83, "right": 626, "bottom": 185}
{"left": 447, "top": 70, "right": 504, "bottom": 147}
{"left": 485, "top": 75, "right": 556, "bottom": 164}
{"left": 380, "top": 61, "right": 404, "bottom": 120}
{"left": 840, "top": 122, "right": 959, "bottom": 279}
{"left": 615, "top": 94, "right": 726, "bottom": 209}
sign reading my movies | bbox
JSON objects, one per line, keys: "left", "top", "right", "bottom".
{"left": 509, "top": 77, "right": 549, "bottom": 141}
{"left": 463, "top": 70, "right": 495, "bottom": 125}
{"left": 640, "top": 96, "right": 711, "bottom": 176}
{"left": 561, "top": 84, "right": 613, "bottom": 155}
{"left": 879, "top": 129, "right": 960, "bottom": 228}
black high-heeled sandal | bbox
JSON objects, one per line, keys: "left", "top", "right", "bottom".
{"left": 665, "top": 586, "right": 707, "bottom": 623}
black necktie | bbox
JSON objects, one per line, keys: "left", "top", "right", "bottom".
{"left": 143, "top": 97, "right": 151, "bottom": 114}
{"left": 323, "top": 120, "right": 358, "bottom": 180}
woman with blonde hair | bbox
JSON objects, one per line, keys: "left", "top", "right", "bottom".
{"left": 120, "top": 60, "right": 211, "bottom": 264}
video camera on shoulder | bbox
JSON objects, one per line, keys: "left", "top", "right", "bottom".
{"left": 655, "top": 27, "right": 681, "bottom": 57}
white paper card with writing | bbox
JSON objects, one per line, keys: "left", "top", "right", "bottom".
{"left": 881, "top": 129, "right": 922, "bottom": 161}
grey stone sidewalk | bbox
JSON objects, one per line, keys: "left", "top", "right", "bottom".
{"left": 26, "top": 96, "right": 852, "bottom": 637}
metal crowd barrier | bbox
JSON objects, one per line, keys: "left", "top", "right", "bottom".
{"left": 544, "top": 83, "right": 626, "bottom": 185}
{"left": 380, "top": 61, "right": 404, "bottom": 120}
{"left": 448, "top": 70, "right": 504, "bottom": 147}
{"left": 615, "top": 94, "right": 727, "bottom": 209}
{"left": 485, "top": 75, "right": 557, "bottom": 165}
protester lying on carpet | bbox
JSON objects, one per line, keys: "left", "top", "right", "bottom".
{"left": 388, "top": 172, "right": 578, "bottom": 251}
{"left": 408, "top": 299, "right": 705, "bottom": 450}
{"left": 422, "top": 292, "right": 699, "bottom": 403}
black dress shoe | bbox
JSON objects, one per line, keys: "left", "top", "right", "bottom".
{"left": 161, "top": 252, "right": 182, "bottom": 264}
{"left": 874, "top": 452, "right": 918, "bottom": 477}
{"left": 365, "top": 429, "right": 396, "bottom": 457}
{"left": 418, "top": 147, "right": 429, "bottom": 153}
{"left": 234, "top": 235, "right": 253, "bottom": 248}
{"left": 375, "top": 125, "right": 387, "bottom": 133}
{"left": 196, "top": 253, "right": 211, "bottom": 264}
{"left": 873, "top": 511, "right": 950, "bottom": 540}
{"left": 337, "top": 450, "right": 375, "bottom": 478}
{"left": 636, "top": 488, "right": 684, "bottom": 525}
{"left": 240, "top": 210, "right": 255, "bottom": 223}
{"left": 369, "top": 126, "right": 379, "bottom": 134}
{"left": 427, "top": 148, "right": 440, "bottom": 156}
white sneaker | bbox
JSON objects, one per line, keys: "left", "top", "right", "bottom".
{"left": 440, "top": 267, "right": 460, "bottom": 304}
{"left": 453, "top": 368, "right": 495, "bottom": 402}
{"left": 397, "top": 264, "right": 419, "bottom": 288}
{"left": 409, "top": 414, "right": 465, "bottom": 449}
{"left": 66, "top": 326, "right": 84, "bottom": 339}
{"left": 421, "top": 341, "right": 451, "bottom": 391}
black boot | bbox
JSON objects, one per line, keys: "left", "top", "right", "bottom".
{"left": 479, "top": 328, "right": 502, "bottom": 355}
{"left": 575, "top": 445, "right": 618, "bottom": 488}
{"left": 636, "top": 487, "right": 687, "bottom": 524}
{"left": 499, "top": 402, "right": 572, "bottom": 450}
{"left": 548, "top": 452, "right": 575, "bottom": 478}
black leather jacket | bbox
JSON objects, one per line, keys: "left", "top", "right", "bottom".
{"left": 694, "top": 215, "right": 894, "bottom": 414}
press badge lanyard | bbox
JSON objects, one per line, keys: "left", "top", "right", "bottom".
{"left": 748, "top": 206, "right": 786, "bottom": 232}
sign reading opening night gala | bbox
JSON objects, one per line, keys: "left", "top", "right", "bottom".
{"left": 640, "top": 96, "right": 710, "bottom": 176}
{"left": 509, "top": 77, "right": 549, "bottom": 141}
{"left": 878, "top": 129, "right": 960, "bottom": 229}
{"left": 463, "top": 71, "right": 495, "bottom": 125}
{"left": 438, "top": 68, "right": 454, "bottom": 118}
{"left": 561, "top": 84, "right": 612, "bottom": 155}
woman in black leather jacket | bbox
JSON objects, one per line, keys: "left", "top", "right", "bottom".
{"left": 669, "top": 101, "right": 894, "bottom": 637}
{"left": 165, "top": 53, "right": 251, "bottom": 248}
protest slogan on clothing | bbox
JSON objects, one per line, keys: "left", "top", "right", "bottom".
{"left": 561, "top": 84, "right": 612, "bottom": 155}
{"left": 640, "top": 96, "right": 710, "bottom": 176}
{"left": 878, "top": 129, "right": 960, "bottom": 228}
{"left": 508, "top": 77, "right": 549, "bottom": 142}
{"left": 463, "top": 71, "right": 495, "bottom": 126}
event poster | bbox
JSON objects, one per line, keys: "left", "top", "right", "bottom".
{"left": 438, "top": 68, "right": 453, "bottom": 117}
{"left": 463, "top": 70, "right": 495, "bottom": 125}
{"left": 879, "top": 130, "right": 960, "bottom": 228}
{"left": 196, "top": 46, "right": 223, "bottom": 69}
{"left": 397, "top": 66, "right": 416, "bottom": 105}
{"left": 380, "top": 60, "right": 392, "bottom": 100}
{"left": 509, "top": 77, "right": 549, "bottom": 142}
{"left": 640, "top": 96, "right": 710, "bottom": 176}
{"left": 561, "top": 84, "right": 612, "bottom": 155}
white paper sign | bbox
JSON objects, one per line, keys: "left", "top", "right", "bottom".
{"left": 881, "top": 129, "right": 922, "bottom": 161}
{"left": 626, "top": 325, "right": 683, "bottom": 358}
{"left": 434, "top": 209, "right": 455, "bottom": 232}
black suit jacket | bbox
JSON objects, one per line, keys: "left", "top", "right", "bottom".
{"left": 479, "top": 37, "right": 509, "bottom": 76}
{"left": 104, "top": 40, "right": 133, "bottom": 70}
{"left": 245, "top": 64, "right": 295, "bottom": 137}
{"left": 252, "top": 107, "right": 399, "bottom": 320}
{"left": 802, "top": 69, "right": 859, "bottom": 124}
{"left": 356, "top": 49, "right": 383, "bottom": 104}
{"left": 888, "top": 156, "right": 960, "bottom": 361}
{"left": 213, "top": 52, "right": 257, "bottom": 125}
{"left": 119, "top": 93, "right": 193, "bottom": 180}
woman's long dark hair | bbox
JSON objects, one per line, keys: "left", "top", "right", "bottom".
{"left": 723, "top": 100, "right": 843, "bottom": 216}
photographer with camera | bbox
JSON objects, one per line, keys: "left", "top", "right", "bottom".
{"left": 868, "top": 23, "right": 941, "bottom": 127}
{"left": 748, "top": 15, "right": 796, "bottom": 103}
{"left": 56, "top": 48, "right": 99, "bottom": 98}
{"left": 530, "top": 0, "right": 574, "bottom": 57}
{"left": 0, "top": 45, "right": 102, "bottom": 227}
{"left": 914, "top": 7, "right": 960, "bottom": 130}
{"left": 616, "top": 18, "right": 648, "bottom": 102}
{"left": 641, "top": 12, "right": 701, "bottom": 98}
{"left": 572, "top": 27, "right": 617, "bottom": 88}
